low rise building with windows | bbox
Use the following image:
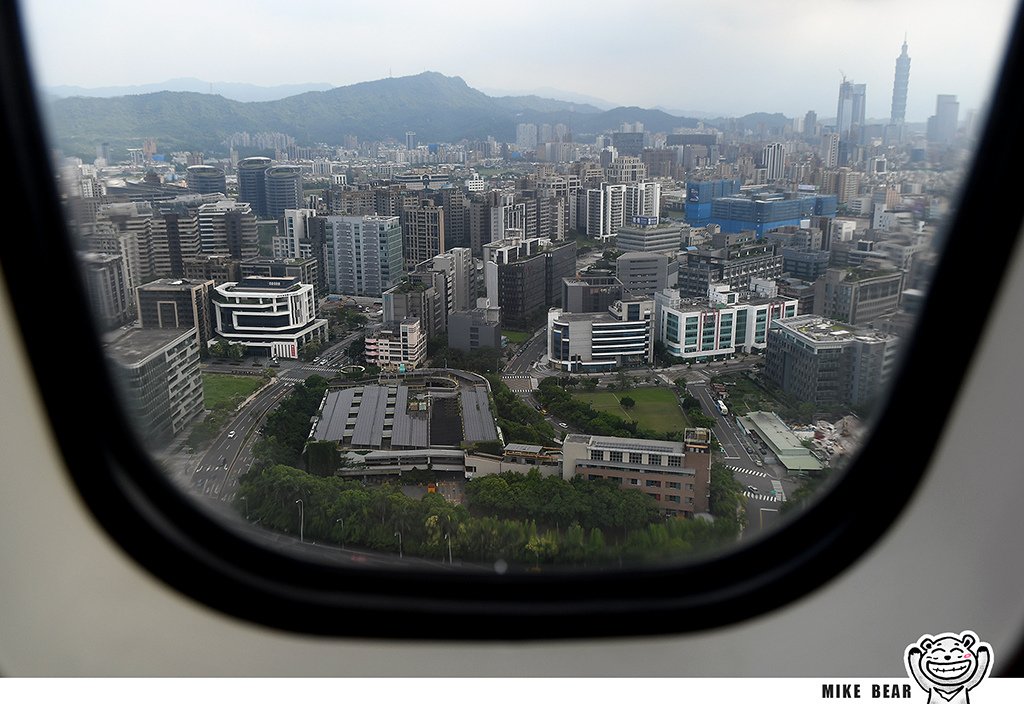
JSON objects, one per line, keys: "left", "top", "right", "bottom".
{"left": 211, "top": 276, "right": 327, "bottom": 359}
{"left": 560, "top": 429, "right": 712, "bottom": 517}
{"left": 654, "top": 284, "right": 798, "bottom": 361}
{"left": 547, "top": 299, "right": 654, "bottom": 372}
{"left": 364, "top": 317, "right": 426, "bottom": 371}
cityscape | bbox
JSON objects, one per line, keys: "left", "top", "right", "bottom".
{"left": 46, "top": 34, "right": 979, "bottom": 569}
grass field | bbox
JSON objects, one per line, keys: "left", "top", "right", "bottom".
{"left": 502, "top": 330, "right": 533, "bottom": 344}
{"left": 572, "top": 387, "right": 686, "bottom": 434}
{"left": 203, "top": 374, "right": 268, "bottom": 411}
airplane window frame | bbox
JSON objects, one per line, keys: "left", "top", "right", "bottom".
{"left": 1, "top": 1, "right": 1022, "bottom": 640}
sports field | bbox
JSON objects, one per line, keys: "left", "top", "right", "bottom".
{"left": 572, "top": 387, "right": 686, "bottom": 434}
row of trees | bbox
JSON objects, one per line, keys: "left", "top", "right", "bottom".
{"left": 488, "top": 376, "right": 556, "bottom": 446}
{"left": 250, "top": 375, "right": 329, "bottom": 472}
{"left": 238, "top": 465, "right": 743, "bottom": 566}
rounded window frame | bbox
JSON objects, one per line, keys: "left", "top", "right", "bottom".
{"left": 1, "top": 1, "right": 1023, "bottom": 640}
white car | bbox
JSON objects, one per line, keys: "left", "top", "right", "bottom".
{"left": 558, "top": 422, "right": 568, "bottom": 428}
{"left": 227, "top": 431, "right": 236, "bottom": 439}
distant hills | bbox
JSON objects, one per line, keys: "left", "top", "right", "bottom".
{"left": 43, "top": 71, "right": 793, "bottom": 159}
{"left": 44, "top": 78, "right": 336, "bottom": 102}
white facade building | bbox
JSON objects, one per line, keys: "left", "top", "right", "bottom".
{"left": 211, "top": 276, "right": 327, "bottom": 359}
{"left": 654, "top": 285, "right": 799, "bottom": 360}
{"left": 365, "top": 318, "right": 426, "bottom": 371}
{"left": 548, "top": 299, "right": 654, "bottom": 372}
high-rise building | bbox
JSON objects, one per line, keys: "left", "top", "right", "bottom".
{"left": 890, "top": 39, "right": 911, "bottom": 124}
{"left": 405, "top": 131, "right": 416, "bottom": 150}
{"left": 197, "top": 200, "right": 259, "bottom": 260}
{"left": 927, "top": 94, "right": 960, "bottom": 144}
{"left": 79, "top": 251, "right": 131, "bottom": 330}
{"left": 186, "top": 165, "right": 226, "bottom": 195}
{"left": 402, "top": 200, "right": 446, "bottom": 270}
{"left": 236, "top": 157, "right": 272, "bottom": 218}
{"left": 263, "top": 165, "right": 303, "bottom": 219}
{"left": 821, "top": 133, "right": 840, "bottom": 168}
{"left": 105, "top": 327, "right": 204, "bottom": 447}
{"left": 761, "top": 143, "right": 786, "bottom": 181}
{"left": 274, "top": 208, "right": 318, "bottom": 260}
{"left": 322, "top": 215, "right": 404, "bottom": 297}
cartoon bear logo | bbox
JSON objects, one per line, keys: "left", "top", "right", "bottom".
{"left": 905, "top": 631, "right": 993, "bottom": 704}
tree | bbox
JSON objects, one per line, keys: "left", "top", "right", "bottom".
{"left": 619, "top": 396, "right": 635, "bottom": 409}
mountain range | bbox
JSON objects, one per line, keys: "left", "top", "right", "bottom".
{"left": 42, "top": 71, "right": 779, "bottom": 159}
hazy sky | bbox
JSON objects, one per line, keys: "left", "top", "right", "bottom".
{"left": 19, "top": 0, "right": 1019, "bottom": 122}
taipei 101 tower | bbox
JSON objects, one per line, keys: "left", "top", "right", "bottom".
{"left": 890, "top": 37, "right": 911, "bottom": 124}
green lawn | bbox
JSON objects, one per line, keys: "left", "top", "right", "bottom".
{"left": 203, "top": 374, "right": 269, "bottom": 411}
{"left": 503, "top": 330, "right": 533, "bottom": 344}
{"left": 572, "top": 387, "right": 687, "bottom": 434}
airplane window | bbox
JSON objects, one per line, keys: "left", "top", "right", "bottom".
{"left": 3, "top": 0, "right": 1022, "bottom": 637}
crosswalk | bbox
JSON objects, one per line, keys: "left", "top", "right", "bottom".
{"left": 502, "top": 374, "right": 537, "bottom": 394}
{"left": 725, "top": 464, "right": 771, "bottom": 479}
{"left": 743, "top": 491, "right": 782, "bottom": 502}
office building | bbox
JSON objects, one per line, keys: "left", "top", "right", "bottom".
{"left": 273, "top": 208, "right": 318, "bottom": 260}
{"left": 815, "top": 267, "right": 905, "bottom": 325}
{"left": 684, "top": 179, "right": 741, "bottom": 228}
{"left": 263, "top": 165, "right": 303, "bottom": 219}
{"left": 616, "top": 252, "right": 673, "bottom": 298}
{"left": 709, "top": 190, "right": 837, "bottom": 236}
{"left": 483, "top": 236, "right": 576, "bottom": 329}
{"left": 654, "top": 285, "right": 798, "bottom": 361}
{"left": 403, "top": 200, "right": 446, "bottom": 270}
{"left": 762, "top": 143, "right": 786, "bottom": 181}
{"left": 927, "top": 95, "right": 960, "bottom": 144}
{"left": 105, "top": 326, "right": 204, "bottom": 447}
{"left": 211, "top": 276, "right": 328, "bottom": 359}
{"left": 448, "top": 309, "right": 501, "bottom": 352}
{"left": 615, "top": 217, "right": 683, "bottom": 254}
{"left": 185, "top": 165, "right": 226, "bottom": 195}
{"left": 79, "top": 251, "right": 132, "bottom": 330}
{"left": 548, "top": 299, "right": 654, "bottom": 372}
{"left": 239, "top": 257, "right": 320, "bottom": 297}
{"left": 319, "top": 215, "right": 403, "bottom": 297}
{"left": 560, "top": 430, "right": 712, "bottom": 517}
{"left": 135, "top": 278, "right": 215, "bottom": 348}
{"left": 561, "top": 275, "right": 624, "bottom": 314}
{"left": 676, "top": 232, "right": 784, "bottom": 297}
{"left": 197, "top": 200, "right": 259, "bottom": 260}
{"left": 764, "top": 314, "right": 900, "bottom": 408}
{"left": 236, "top": 156, "right": 272, "bottom": 218}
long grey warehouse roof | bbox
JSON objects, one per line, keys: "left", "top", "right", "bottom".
{"left": 462, "top": 386, "right": 498, "bottom": 443}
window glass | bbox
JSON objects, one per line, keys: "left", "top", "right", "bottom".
{"left": 18, "top": 0, "right": 1018, "bottom": 572}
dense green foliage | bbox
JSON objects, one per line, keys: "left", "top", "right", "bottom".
{"left": 488, "top": 376, "right": 556, "bottom": 445}
{"left": 251, "top": 375, "right": 329, "bottom": 471}
{"left": 709, "top": 462, "right": 748, "bottom": 533}
{"left": 427, "top": 337, "right": 501, "bottom": 374}
{"left": 238, "top": 465, "right": 742, "bottom": 565}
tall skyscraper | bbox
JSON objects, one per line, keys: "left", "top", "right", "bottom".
{"left": 836, "top": 80, "right": 867, "bottom": 140}
{"left": 890, "top": 38, "right": 911, "bottom": 124}
{"left": 405, "top": 132, "right": 416, "bottom": 150}
{"left": 237, "top": 157, "right": 272, "bottom": 217}
{"left": 263, "top": 165, "right": 303, "bottom": 219}
{"left": 928, "top": 95, "right": 960, "bottom": 143}
{"left": 761, "top": 143, "right": 786, "bottom": 181}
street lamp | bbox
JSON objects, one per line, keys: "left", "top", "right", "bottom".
{"left": 335, "top": 517, "right": 344, "bottom": 550}
{"left": 394, "top": 530, "right": 403, "bottom": 559}
{"left": 445, "top": 532, "right": 452, "bottom": 565}
{"left": 241, "top": 496, "right": 249, "bottom": 520}
{"left": 295, "top": 498, "right": 304, "bottom": 543}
